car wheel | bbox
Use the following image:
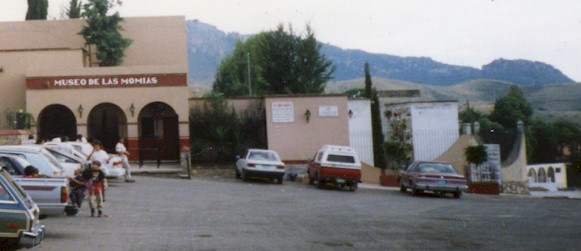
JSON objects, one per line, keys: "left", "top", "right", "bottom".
{"left": 453, "top": 191, "right": 462, "bottom": 199}
{"left": 241, "top": 170, "right": 249, "bottom": 182}
{"left": 349, "top": 183, "right": 358, "bottom": 192}
{"left": 316, "top": 177, "right": 324, "bottom": 189}
{"left": 400, "top": 183, "right": 407, "bottom": 193}
{"left": 307, "top": 170, "right": 315, "bottom": 185}
{"left": 277, "top": 177, "right": 283, "bottom": 185}
{"left": 412, "top": 184, "right": 422, "bottom": 196}
{"left": 235, "top": 168, "right": 241, "bottom": 179}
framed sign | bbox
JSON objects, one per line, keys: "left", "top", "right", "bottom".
{"left": 272, "top": 101, "right": 294, "bottom": 123}
{"left": 319, "top": 106, "right": 338, "bottom": 117}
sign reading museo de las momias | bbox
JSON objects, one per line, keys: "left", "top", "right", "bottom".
{"left": 26, "top": 74, "right": 187, "bottom": 89}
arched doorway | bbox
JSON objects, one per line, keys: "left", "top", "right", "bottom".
{"left": 87, "top": 103, "right": 127, "bottom": 152}
{"left": 138, "top": 102, "right": 179, "bottom": 161}
{"left": 38, "top": 104, "right": 77, "bottom": 141}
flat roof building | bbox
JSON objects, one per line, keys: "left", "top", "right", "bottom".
{"left": 0, "top": 16, "right": 189, "bottom": 161}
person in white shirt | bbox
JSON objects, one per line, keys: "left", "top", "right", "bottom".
{"left": 87, "top": 140, "right": 111, "bottom": 176}
{"left": 115, "top": 137, "right": 134, "bottom": 182}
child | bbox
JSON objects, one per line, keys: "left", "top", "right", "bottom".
{"left": 66, "top": 168, "right": 92, "bottom": 210}
{"left": 88, "top": 160, "right": 106, "bottom": 217}
{"left": 23, "top": 165, "right": 50, "bottom": 178}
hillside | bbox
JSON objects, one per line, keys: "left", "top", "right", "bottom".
{"left": 329, "top": 78, "right": 581, "bottom": 122}
{"left": 185, "top": 19, "right": 580, "bottom": 121}
{"left": 185, "top": 20, "right": 574, "bottom": 87}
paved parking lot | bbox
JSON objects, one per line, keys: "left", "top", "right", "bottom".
{"left": 26, "top": 168, "right": 581, "bottom": 250}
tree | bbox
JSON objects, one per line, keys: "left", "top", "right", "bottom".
{"left": 213, "top": 38, "right": 261, "bottom": 97}
{"left": 464, "top": 145, "right": 488, "bottom": 166}
{"left": 78, "top": 0, "right": 132, "bottom": 66}
{"left": 364, "top": 62, "right": 387, "bottom": 170}
{"left": 26, "top": 0, "right": 48, "bottom": 20}
{"left": 189, "top": 94, "right": 266, "bottom": 163}
{"left": 464, "top": 144, "right": 488, "bottom": 182}
{"left": 479, "top": 85, "right": 532, "bottom": 162}
{"left": 528, "top": 118, "right": 559, "bottom": 163}
{"left": 489, "top": 85, "right": 533, "bottom": 129}
{"left": 459, "top": 101, "right": 484, "bottom": 124}
{"left": 213, "top": 24, "right": 335, "bottom": 96}
{"left": 67, "top": 0, "right": 83, "bottom": 19}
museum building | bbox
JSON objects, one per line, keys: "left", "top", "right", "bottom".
{"left": 0, "top": 16, "right": 189, "bottom": 161}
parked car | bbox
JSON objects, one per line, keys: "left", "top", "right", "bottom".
{"left": 0, "top": 154, "right": 76, "bottom": 217}
{"left": 0, "top": 166, "right": 45, "bottom": 248}
{"left": 236, "top": 149, "right": 286, "bottom": 184}
{"left": 44, "top": 147, "right": 83, "bottom": 177}
{"left": 0, "top": 145, "right": 64, "bottom": 177}
{"left": 307, "top": 145, "right": 361, "bottom": 191}
{"left": 44, "top": 141, "right": 93, "bottom": 157}
{"left": 44, "top": 142, "right": 125, "bottom": 178}
{"left": 397, "top": 161, "right": 468, "bottom": 198}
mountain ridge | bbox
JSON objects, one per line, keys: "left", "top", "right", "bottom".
{"left": 186, "top": 20, "right": 574, "bottom": 87}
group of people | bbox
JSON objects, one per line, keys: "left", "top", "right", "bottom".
{"left": 23, "top": 134, "right": 136, "bottom": 217}
{"left": 64, "top": 137, "right": 136, "bottom": 218}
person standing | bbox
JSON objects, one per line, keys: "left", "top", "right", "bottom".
{"left": 87, "top": 140, "right": 111, "bottom": 175}
{"left": 87, "top": 140, "right": 110, "bottom": 200}
{"left": 66, "top": 167, "right": 92, "bottom": 214}
{"left": 88, "top": 160, "right": 106, "bottom": 217}
{"left": 115, "top": 137, "right": 135, "bottom": 182}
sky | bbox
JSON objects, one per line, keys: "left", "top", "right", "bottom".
{"left": 2, "top": 0, "right": 580, "bottom": 81}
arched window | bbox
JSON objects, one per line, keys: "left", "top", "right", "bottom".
{"left": 538, "top": 168, "right": 547, "bottom": 183}
{"left": 528, "top": 168, "right": 538, "bottom": 182}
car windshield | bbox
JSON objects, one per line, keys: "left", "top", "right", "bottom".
{"left": 248, "top": 151, "right": 279, "bottom": 161}
{"left": 47, "top": 148, "right": 80, "bottom": 164}
{"left": 417, "top": 163, "right": 457, "bottom": 174}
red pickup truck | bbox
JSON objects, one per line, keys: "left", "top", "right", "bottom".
{"left": 307, "top": 145, "right": 362, "bottom": 191}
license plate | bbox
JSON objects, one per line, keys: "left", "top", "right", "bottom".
{"left": 336, "top": 178, "right": 345, "bottom": 184}
{"left": 437, "top": 180, "right": 447, "bottom": 185}
{"left": 256, "top": 165, "right": 274, "bottom": 169}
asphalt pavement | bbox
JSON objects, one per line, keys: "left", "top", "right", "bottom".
{"left": 28, "top": 162, "right": 581, "bottom": 251}
{"left": 131, "top": 162, "right": 581, "bottom": 198}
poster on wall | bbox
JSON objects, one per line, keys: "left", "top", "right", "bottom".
{"left": 470, "top": 144, "right": 501, "bottom": 183}
{"left": 319, "top": 106, "right": 338, "bottom": 117}
{"left": 272, "top": 101, "right": 294, "bottom": 123}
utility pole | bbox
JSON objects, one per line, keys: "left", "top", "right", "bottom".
{"left": 247, "top": 52, "right": 252, "bottom": 96}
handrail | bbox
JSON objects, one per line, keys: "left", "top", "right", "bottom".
{"left": 129, "top": 148, "right": 161, "bottom": 168}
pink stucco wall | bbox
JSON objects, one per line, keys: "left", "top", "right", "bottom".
{"left": 265, "top": 95, "right": 349, "bottom": 162}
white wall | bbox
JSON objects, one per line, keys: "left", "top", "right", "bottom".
{"left": 348, "top": 99, "right": 373, "bottom": 166}
{"left": 527, "top": 163, "right": 567, "bottom": 190}
{"left": 409, "top": 102, "right": 459, "bottom": 161}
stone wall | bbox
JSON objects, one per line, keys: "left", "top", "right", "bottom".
{"left": 0, "top": 130, "right": 32, "bottom": 145}
{"left": 501, "top": 181, "right": 529, "bottom": 195}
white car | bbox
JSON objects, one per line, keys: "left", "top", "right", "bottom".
{"left": 235, "top": 149, "right": 286, "bottom": 184}
{"left": 44, "top": 142, "right": 125, "bottom": 178}
{"left": 0, "top": 145, "right": 64, "bottom": 176}
{"left": 43, "top": 147, "right": 82, "bottom": 177}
